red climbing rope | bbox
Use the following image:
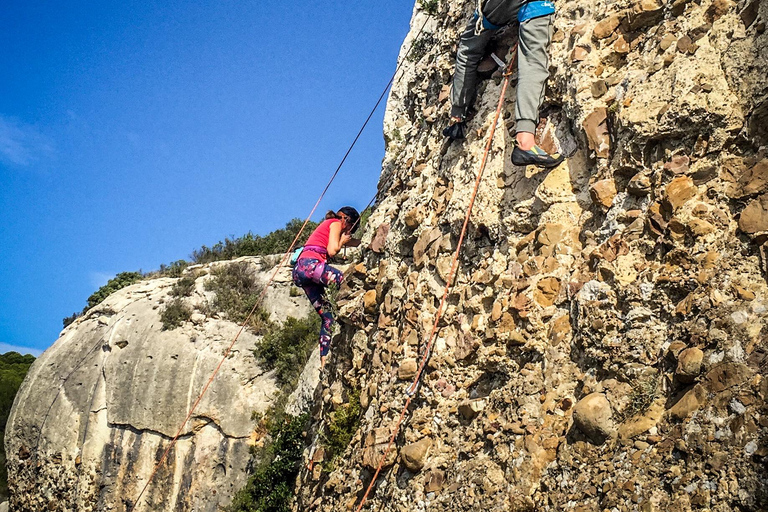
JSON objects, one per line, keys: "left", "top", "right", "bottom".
{"left": 354, "top": 44, "right": 519, "bottom": 512}
{"left": 127, "top": 17, "right": 430, "bottom": 512}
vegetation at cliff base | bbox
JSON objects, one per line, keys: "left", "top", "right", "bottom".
{"left": 322, "top": 389, "right": 361, "bottom": 472}
{"left": 0, "top": 351, "right": 36, "bottom": 499}
{"left": 254, "top": 315, "right": 319, "bottom": 389}
{"left": 228, "top": 413, "right": 309, "bottom": 512}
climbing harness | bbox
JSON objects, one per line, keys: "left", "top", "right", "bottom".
{"left": 126, "top": 16, "right": 430, "bottom": 512}
{"left": 473, "top": 0, "right": 502, "bottom": 35}
{"left": 518, "top": 1, "right": 555, "bottom": 23}
{"left": 354, "top": 43, "right": 519, "bottom": 512}
{"left": 474, "top": 0, "right": 555, "bottom": 35}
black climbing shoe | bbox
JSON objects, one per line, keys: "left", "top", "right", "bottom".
{"left": 443, "top": 120, "right": 467, "bottom": 140}
{"left": 511, "top": 144, "right": 564, "bottom": 168}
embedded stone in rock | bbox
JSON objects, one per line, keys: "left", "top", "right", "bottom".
{"left": 613, "top": 34, "right": 629, "bottom": 54}
{"left": 739, "top": 194, "right": 768, "bottom": 234}
{"left": 677, "top": 35, "right": 693, "bottom": 54}
{"left": 413, "top": 227, "right": 442, "bottom": 267}
{"left": 659, "top": 33, "right": 676, "bottom": 50}
{"left": 400, "top": 437, "right": 432, "bottom": 472}
{"left": 571, "top": 45, "right": 590, "bottom": 62}
{"left": 688, "top": 218, "right": 716, "bottom": 237}
{"left": 535, "top": 277, "right": 561, "bottom": 307}
{"left": 593, "top": 15, "right": 621, "bottom": 39}
{"left": 728, "top": 159, "right": 768, "bottom": 199}
{"left": 362, "top": 427, "right": 398, "bottom": 469}
{"left": 667, "top": 384, "right": 706, "bottom": 420}
{"left": 363, "top": 290, "right": 377, "bottom": 314}
{"left": 583, "top": 108, "right": 610, "bottom": 158}
{"left": 403, "top": 206, "right": 425, "bottom": 229}
{"left": 590, "top": 179, "right": 617, "bottom": 208}
{"left": 706, "top": 0, "right": 734, "bottom": 22}
{"left": 591, "top": 80, "right": 608, "bottom": 98}
{"left": 398, "top": 358, "right": 419, "bottom": 380}
{"left": 628, "top": 173, "right": 651, "bottom": 196}
{"left": 458, "top": 398, "right": 486, "bottom": 420}
{"left": 424, "top": 469, "right": 445, "bottom": 492}
{"left": 438, "top": 85, "right": 450, "bottom": 103}
{"left": 665, "top": 176, "right": 697, "bottom": 210}
{"left": 370, "top": 223, "right": 389, "bottom": 254}
{"left": 676, "top": 347, "right": 704, "bottom": 383}
{"left": 664, "top": 155, "right": 690, "bottom": 174}
{"left": 573, "top": 393, "right": 615, "bottom": 444}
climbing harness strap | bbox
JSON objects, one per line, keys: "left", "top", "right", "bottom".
{"left": 354, "top": 43, "right": 520, "bottom": 512}
{"left": 473, "top": 0, "right": 502, "bottom": 35}
{"left": 518, "top": 0, "right": 555, "bottom": 22}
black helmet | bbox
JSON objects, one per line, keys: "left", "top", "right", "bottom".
{"left": 338, "top": 206, "right": 361, "bottom": 234}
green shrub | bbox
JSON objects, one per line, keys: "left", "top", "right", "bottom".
{"left": 85, "top": 271, "right": 144, "bottom": 311}
{"left": 419, "top": 0, "right": 439, "bottom": 15}
{"left": 322, "top": 390, "right": 361, "bottom": 472}
{"left": 356, "top": 207, "right": 373, "bottom": 236}
{"left": 192, "top": 219, "right": 318, "bottom": 265}
{"left": 62, "top": 312, "right": 79, "bottom": 328}
{"left": 160, "top": 298, "right": 192, "bottom": 330}
{"left": 618, "top": 375, "right": 659, "bottom": 421}
{"left": 408, "top": 33, "right": 437, "bottom": 62}
{"left": 0, "top": 352, "right": 35, "bottom": 498}
{"left": 289, "top": 286, "right": 302, "bottom": 297}
{"left": 205, "top": 263, "right": 273, "bottom": 334}
{"left": 158, "top": 260, "right": 189, "bottom": 278}
{"left": 254, "top": 315, "right": 319, "bottom": 389}
{"left": 228, "top": 413, "right": 309, "bottom": 512}
{"left": 169, "top": 275, "right": 196, "bottom": 297}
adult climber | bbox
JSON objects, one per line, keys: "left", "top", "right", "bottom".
{"left": 443, "top": 0, "right": 564, "bottom": 169}
{"left": 292, "top": 207, "right": 360, "bottom": 368}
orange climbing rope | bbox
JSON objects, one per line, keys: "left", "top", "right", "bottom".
{"left": 354, "top": 44, "right": 519, "bottom": 512}
{"left": 126, "top": 17, "right": 430, "bottom": 512}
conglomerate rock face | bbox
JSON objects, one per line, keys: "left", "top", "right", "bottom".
{"left": 297, "top": 1, "right": 768, "bottom": 511}
{"left": 5, "top": 257, "right": 313, "bottom": 512}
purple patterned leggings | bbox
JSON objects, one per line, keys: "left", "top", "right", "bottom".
{"left": 292, "top": 258, "right": 343, "bottom": 356}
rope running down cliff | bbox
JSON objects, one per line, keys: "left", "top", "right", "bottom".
{"left": 354, "top": 44, "right": 520, "bottom": 512}
{"left": 126, "top": 16, "right": 431, "bottom": 512}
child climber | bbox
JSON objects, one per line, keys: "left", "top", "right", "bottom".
{"left": 292, "top": 206, "right": 360, "bottom": 368}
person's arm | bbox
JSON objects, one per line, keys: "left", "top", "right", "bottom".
{"left": 327, "top": 221, "right": 351, "bottom": 257}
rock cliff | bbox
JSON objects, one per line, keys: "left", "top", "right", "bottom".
{"left": 297, "top": 1, "right": 768, "bottom": 511}
{"left": 5, "top": 257, "right": 314, "bottom": 511}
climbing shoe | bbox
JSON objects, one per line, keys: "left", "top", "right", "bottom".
{"left": 511, "top": 144, "right": 564, "bottom": 168}
{"left": 443, "top": 120, "right": 467, "bottom": 140}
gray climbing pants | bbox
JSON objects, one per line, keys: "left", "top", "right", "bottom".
{"left": 450, "top": 0, "right": 554, "bottom": 134}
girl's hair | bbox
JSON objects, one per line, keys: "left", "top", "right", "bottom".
{"left": 324, "top": 207, "right": 361, "bottom": 233}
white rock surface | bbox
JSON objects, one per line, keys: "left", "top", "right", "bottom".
{"left": 5, "top": 256, "right": 315, "bottom": 512}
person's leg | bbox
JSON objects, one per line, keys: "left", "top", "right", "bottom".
{"left": 449, "top": 21, "right": 496, "bottom": 122}
{"left": 512, "top": 10, "right": 563, "bottom": 168}
{"left": 515, "top": 13, "right": 553, "bottom": 138}
{"left": 294, "top": 259, "right": 335, "bottom": 365}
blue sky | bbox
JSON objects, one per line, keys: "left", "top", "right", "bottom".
{"left": 0, "top": 0, "right": 416, "bottom": 356}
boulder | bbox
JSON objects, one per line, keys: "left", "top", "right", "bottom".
{"left": 590, "top": 179, "right": 617, "bottom": 208}
{"left": 739, "top": 194, "right": 768, "bottom": 233}
{"left": 573, "top": 393, "right": 615, "bottom": 444}
{"left": 400, "top": 437, "right": 432, "bottom": 472}
{"left": 583, "top": 109, "right": 610, "bottom": 158}
{"left": 675, "top": 347, "right": 704, "bottom": 383}
{"left": 398, "top": 358, "right": 419, "bottom": 380}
